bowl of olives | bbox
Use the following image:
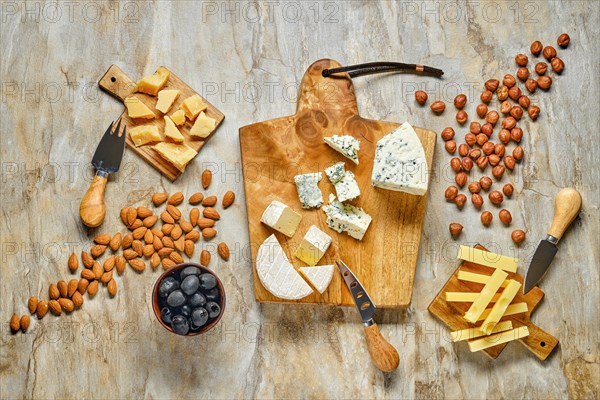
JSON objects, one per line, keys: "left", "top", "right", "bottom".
{"left": 152, "top": 263, "right": 225, "bottom": 336}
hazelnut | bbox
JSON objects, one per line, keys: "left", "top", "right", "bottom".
{"left": 508, "top": 86, "right": 522, "bottom": 101}
{"left": 470, "top": 148, "right": 482, "bottom": 159}
{"left": 441, "top": 127, "right": 455, "bottom": 141}
{"left": 503, "top": 74, "right": 517, "bottom": 88}
{"left": 480, "top": 90, "right": 493, "bottom": 104}
{"left": 500, "top": 101, "right": 512, "bottom": 114}
{"left": 445, "top": 140, "right": 457, "bottom": 154}
{"left": 470, "top": 121, "right": 482, "bottom": 134}
{"left": 499, "top": 209, "right": 512, "bottom": 225}
{"left": 476, "top": 133, "right": 488, "bottom": 146}
{"left": 538, "top": 75, "right": 553, "bottom": 90}
{"left": 461, "top": 157, "right": 474, "bottom": 172}
{"left": 450, "top": 157, "right": 462, "bottom": 172}
{"left": 492, "top": 165, "right": 505, "bottom": 179}
{"left": 557, "top": 33, "right": 570, "bottom": 48}
{"left": 489, "top": 190, "right": 504, "bottom": 205}
{"left": 513, "top": 145, "right": 524, "bottom": 160}
{"left": 476, "top": 156, "right": 489, "bottom": 170}
{"left": 488, "top": 154, "right": 501, "bottom": 166}
{"left": 455, "top": 171, "right": 468, "bottom": 187}
{"left": 482, "top": 141, "right": 495, "bottom": 155}
{"left": 415, "top": 90, "right": 428, "bottom": 105}
{"left": 468, "top": 182, "right": 481, "bottom": 193}
{"left": 449, "top": 223, "right": 463, "bottom": 237}
{"left": 456, "top": 110, "right": 468, "bottom": 124}
{"left": 502, "top": 117, "right": 517, "bottom": 130}
{"left": 543, "top": 45, "right": 557, "bottom": 61}
{"left": 528, "top": 105, "right": 540, "bottom": 120}
{"left": 515, "top": 53, "right": 528, "bottom": 67}
{"left": 481, "top": 211, "right": 493, "bottom": 226}
{"left": 525, "top": 78, "right": 538, "bottom": 93}
{"left": 535, "top": 62, "right": 548, "bottom": 75}
{"left": 479, "top": 176, "right": 492, "bottom": 191}
{"left": 530, "top": 40, "right": 543, "bottom": 56}
{"left": 431, "top": 100, "right": 446, "bottom": 114}
{"left": 472, "top": 193, "right": 484, "bottom": 208}
{"left": 494, "top": 143, "right": 505, "bottom": 157}
{"left": 518, "top": 95, "right": 530, "bottom": 109}
{"left": 481, "top": 123, "right": 494, "bottom": 137}
{"left": 511, "top": 229, "right": 526, "bottom": 244}
{"left": 504, "top": 155, "right": 516, "bottom": 170}
{"left": 458, "top": 144, "right": 469, "bottom": 157}
{"left": 503, "top": 183, "right": 514, "bottom": 197}
{"left": 517, "top": 67, "right": 530, "bottom": 82}
{"left": 551, "top": 57, "right": 565, "bottom": 74}
{"left": 476, "top": 103, "right": 488, "bottom": 118}
{"left": 510, "top": 127, "right": 523, "bottom": 142}
{"left": 484, "top": 79, "right": 499, "bottom": 92}
{"left": 510, "top": 105, "right": 523, "bottom": 120}
{"left": 499, "top": 129, "right": 511, "bottom": 144}
{"left": 455, "top": 194, "right": 467, "bottom": 209}
{"left": 465, "top": 133, "right": 477, "bottom": 146}
{"left": 454, "top": 94, "right": 467, "bottom": 109}
{"left": 497, "top": 86, "right": 509, "bottom": 101}
{"left": 445, "top": 186, "right": 459, "bottom": 200}
{"left": 486, "top": 111, "right": 499, "bottom": 126}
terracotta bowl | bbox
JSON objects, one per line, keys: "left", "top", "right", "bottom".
{"left": 152, "top": 263, "right": 226, "bottom": 336}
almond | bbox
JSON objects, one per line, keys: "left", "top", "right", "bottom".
{"left": 152, "top": 192, "right": 168, "bottom": 206}
{"left": 158, "top": 247, "right": 174, "bottom": 257}
{"left": 115, "top": 256, "right": 126, "bottom": 275}
{"left": 107, "top": 279, "right": 117, "bottom": 297}
{"left": 103, "top": 256, "right": 115, "bottom": 272}
{"left": 132, "top": 240, "right": 143, "bottom": 256}
{"left": 132, "top": 226, "right": 147, "bottom": 240}
{"left": 189, "top": 193, "right": 204, "bottom": 205}
{"left": 174, "top": 236, "right": 185, "bottom": 252}
{"left": 49, "top": 300, "right": 61, "bottom": 315}
{"left": 153, "top": 236, "right": 164, "bottom": 251}
{"left": 68, "top": 253, "right": 78, "bottom": 272}
{"left": 184, "top": 240, "right": 194, "bottom": 257}
{"left": 109, "top": 232, "right": 122, "bottom": 251}
{"left": 92, "top": 261, "right": 103, "bottom": 280}
{"left": 143, "top": 244, "right": 155, "bottom": 257}
{"left": 162, "top": 223, "right": 174, "bottom": 235}
{"left": 126, "top": 207, "right": 137, "bottom": 226}
{"left": 91, "top": 244, "right": 107, "bottom": 258}
{"left": 202, "top": 169, "right": 212, "bottom": 189}
{"left": 202, "top": 227, "right": 217, "bottom": 239}
{"left": 169, "top": 252, "right": 184, "bottom": 264}
{"left": 168, "top": 192, "right": 184, "bottom": 206}
{"left": 217, "top": 242, "right": 230, "bottom": 261}
{"left": 171, "top": 225, "right": 183, "bottom": 240}
{"left": 197, "top": 218, "right": 215, "bottom": 229}
{"left": 100, "top": 270, "right": 113, "bottom": 284}
{"left": 202, "top": 195, "right": 217, "bottom": 207}
{"left": 81, "top": 268, "right": 95, "bottom": 281}
{"left": 167, "top": 204, "right": 182, "bottom": 220}
{"left": 200, "top": 250, "right": 211, "bottom": 266}
{"left": 72, "top": 291, "right": 83, "bottom": 308}
{"left": 49, "top": 283, "right": 60, "bottom": 300}
{"left": 144, "top": 228, "right": 154, "bottom": 244}
{"left": 136, "top": 206, "right": 153, "bottom": 219}
{"left": 67, "top": 279, "right": 79, "bottom": 297}
{"left": 143, "top": 215, "right": 158, "bottom": 228}
{"left": 185, "top": 230, "right": 200, "bottom": 242}
{"left": 57, "top": 280, "right": 68, "bottom": 297}
{"left": 162, "top": 237, "right": 175, "bottom": 249}
{"left": 58, "top": 298, "right": 74, "bottom": 312}
{"left": 122, "top": 233, "right": 134, "bottom": 249}
{"left": 123, "top": 249, "right": 138, "bottom": 260}
{"left": 94, "top": 234, "right": 111, "bottom": 245}
{"left": 81, "top": 251, "right": 94, "bottom": 268}
{"left": 203, "top": 207, "right": 220, "bottom": 220}
{"left": 10, "top": 313, "right": 20, "bottom": 332}
{"left": 190, "top": 208, "right": 200, "bottom": 226}
{"left": 162, "top": 258, "right": 176, "bottom": 270}
{"left": 87, "top": 280, "right": 99, "bottom": 298}
{"left": 28, "top": 296, "right": 38, "bottom": 314}
{"left": 150, "top": 253, "right": 161, "bottom": 269}
{"left": 20, "top": 315, "right": 30, "bottom": 332}
{"left": 179, "top": 220, "right": 193, "bottom": 233}
{"left": 78, "top": 279, "right": 89, "bottom": 294}
{"left": 120, "top": 208, "right": 129, "bottom": 225}
{"left": 36, "top": 301, "right": 48, "bottom": 319}
{"left": 161, "top": 211, "right": 175, "bottom": 224}
{"left": 222, "top": 191, "right": 235, "bottom": 208}
{"left": 151, "top": 228, "right": 164, "bottom": 239}
{"left": 128, "top": 219, "right": 143, "bottom": 230}
{"left": 128, "top": 258, "right": 145, "bottom": 272}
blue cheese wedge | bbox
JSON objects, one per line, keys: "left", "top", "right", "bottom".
{"left": 299, "top": 265, "right": 335, "bottom": 294}
{"left": 256, "top": 234, "right": 313, "bottom": 300}
{"left": 260, "top": 200, "right": 302, "bottom": 238}
{"left": 322, "top": 195, "right": 372, "bottom": 240}
{"left": 371, "top": 122, "right": 428, "bottom": 195}
{"left": 324, "top": 135, "right": 360, "bottom": 164}
{"left": 294, "top": 172, "right": 323, "bottom": 209}
{"left": 295, "top": 225, "right": 332, "bottom": 266}
{"left": 325, "top": 162, "right": 360, "bottom": 202}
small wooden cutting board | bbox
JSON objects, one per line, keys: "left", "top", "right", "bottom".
{"left": 98, "top": 65, "right": 225, "bottom": 181}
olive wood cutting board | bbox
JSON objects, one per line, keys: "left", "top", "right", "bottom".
{"left": 239, "top": 59, "right": 436, "bottom": 308}
{"left": 98, "top": 65, "right": 225, "bottom": 181}
{"left": 428, "top": 244, "right": 558, "bottom": 360}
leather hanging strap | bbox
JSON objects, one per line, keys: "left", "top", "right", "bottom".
{"left": 322, "top": 62, "right": 444, "bottom": 78}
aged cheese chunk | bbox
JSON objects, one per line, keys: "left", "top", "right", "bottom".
{"left": 322, "top": 194, "right": 372, "bottom": 240}
{"left": 299, "top": 265, "right": 335, "bottom": 294}
{"left": 136, "top": 67, "right": 170, "bottom": 96}
{"left": 468, "top": 326, "right": 530, "bottom": 352}
{"left": 323, "top": 135, "right": 360, "bottom": 164}
{"left": 128, "top": 124, "right": 162, "bottom": 147}
{"left": 450, "top": 320, "right": 513, "bottom": 342}
{"left": 294, "top": 172, "right": 323, "bottom": 209}
{"left": 124, "top": 96, "right": 155, "bottom": 119}
{"left": 464, "top": 269, "right": 508, "bottom": 323}
{"left": 371, "top": 122, "right": 428, "bottom": 195}
{"left": 457, "top": 270, "right": 509, "bottom": 288}
{"left": 481, "top": 279, "right": 521, "bottom": 334}
{"left": 477, "top": 302, "right": 528, "bottom": 321}
{"left": 190, "top": 111, "right": 217, "bottom": 138}
{"left": 445, "top": 292, "right": 501, "bottom": 303}
{"left": 256, "top": 234, "right": 313, "bottom": 300}
{"left": 164, "top": 116, "right": 185, "bottom": 143}
{"left": 170, "top": 110, "right": 186, "bottom": 126}
{"left": 260, "top": 200, "right": 302, "bottom": 238}
{"left": 181, "top": 94, "right": 208, "bottom": 121}
{"left": 153, "top": 142, "right": 197, "bottom": 172}
{"left": 156, "top": 89, "right": 180, "bottom": 113}
{"left": 295, "top": 225, "right": 332, "bottom": 266}
{"left": 457, "top": 246, "right": 518, "bottom": 272}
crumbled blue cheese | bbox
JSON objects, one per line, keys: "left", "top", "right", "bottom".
{"left": 322, "top": 195, "right": 372, "bottom": 240}
{"left": 324, "top": 162, "right": 346, "bottom": 184}
{"left": 294, "top": 172, "right": 323, "bottom": 209}
{"left": 371, "top": 122, "right": 428, "bottom": 196}
{"left": 324, "top": 135, "right": 360, "bottom": 164}
{"left": 324, "top": 162, "right": 360, "bottom": 202}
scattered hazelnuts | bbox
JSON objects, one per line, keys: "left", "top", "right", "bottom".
{"left": 515, "top": 54, "right": 528, "bottom": 67}
{"left": 530, "top": 40, "right": 543, "bottom": 56}
{"left": 511, "top": 230, "right": 526, "bottom": 244}
{"left": 456, "top": 110, "right": 468, "bottom": 124}
{"left": 518, "top": 95, "right": 530, "bottom": 109}
{"left": 528, "top": 105, "right": 541, "bottom": 120}
{"left": 415, "top": 90, "right": 428, "bottom": 105}
{"left": 455, "top": 172, "right": 468, "bottom": 187}
{"left": 468, "top": 182, "right": 481, "bottom": 194}
{"left": 458, "top": 144, "right": 469, "bottom": 157}
{"left": 484, "top": 79, "right": 499, "bottom": 92}
{"left": 465, "top": 133, "right": 477, "bottom": 147}
{"left": 543, "top": 45, "right": 557, "bottom": 61}
{"left": 480, "top": 176, "right": 492, "bottom": 191}
{"left": 538, "top": 75, "right": 553, "bottom": 90}
{"left": 476, "top": 103, "right": 488, "bottom": 118}
{"left": 480, "top": 90, "right": 493, "bottom": 103}
{"left": 504, "top": 155, "right": 516, "bottom": 170}
{"left": 454, "top": 94, "right": 467, "bottom": 109}
{"left": 517, "top": 67, "right": 529, "bottom": 81}
{"left": 450, "top": 157, "right": 462, "bottom": 172}
{"left": 431, "top": 100, "right": 446, "bottom": 114}
{"left": 489, "top": 190, "right": 504, "bottom": 205}
{"left": 445, "top": 186, "right": 459, "bottom": 201}
{"left": 535, "top": 62, "right": 548, "bottom": 75}
{"left": 497, "top": 86, "right": 509, "bottom": 101}
{"left": 445, "top": 140, "right": 457, "bottom": 154}
{"left": 513, "top": 145, "right": 524, "bottom": 161}
{"left": 461, "top": 157, "right": 474, "bottom": 171}
{"left": 557, "top": 33, "right": 570, "bottom": 48}
{"left": 441, "top": 127, "right": 455, "bottom": 141}
{"left": 525, "top": 78, "right": 538, "bottom": 93}
{"left": 499, "top": 209, "right": 512, "bottom": 225}
{"left": 481, "top": 211, "right": 493, "bottom": 226}
{"left": 449, "top": 223, "right": 463, "bottom": 237}
{"left": 455, "top": 194, "right": 467, "bottom": 209}
{"left": 503, "top": 183, "right": 514, "bottom": 197}
{"left": 503, "top": 74, "right": 517, "bottom": 88}
{"left": 472, "top": 193, "right": 484, "bottom": 208}
{"left": 551, "top": 57, "right": 565, "bottom": 73}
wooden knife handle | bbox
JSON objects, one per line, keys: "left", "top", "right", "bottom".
{"left": 363, "top": 323, "right": 400, "bottom": 372}
{"left": 98, "top": 64, "right": 136, "bottom": 102}
{"left": 548, "top": 188, "right": 582, "bottom": 240}
{"left": 80, "top": 174, "right": 108, "bottom": 228}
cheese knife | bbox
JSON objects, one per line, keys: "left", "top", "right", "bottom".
{"left": 335, "top": 260, "right": 399, "bottom": 372}
{"left": 523, "top": 188, "right": 582, "bottom": 294}
{"left": 79, "top": 120, "right": 126, "bottom": 228}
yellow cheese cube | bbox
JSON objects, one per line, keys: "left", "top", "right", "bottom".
{"left": 124, "top": 97, "right": 155, "bottom": 119}
{"left": 164, "top": 116, "right": 185, "bottom": 143}
{"left": 181, "top": 94, "right": 207, "bottom": 121}
{"left": 170, "top": 110, "right": 186, "bottom": 126}
{"left": 136, "top": 67, "right": 170, "bottom": 96}
{"left": 155, "top": 89, "right": 180, "bottom": 113}
{"left": 189, "top": 111, "right": 217, "bottom": 138}
{"left": 128, "top": 124, "right": 162, "bottom": 147}
{"left": 153, "top": 142, "right": 197, "bottom": 172}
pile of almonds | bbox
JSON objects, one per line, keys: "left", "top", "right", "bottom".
{"left": 9, "top": 169, "right": 235, "bottom": 334}
{"left": 416, "top": 33, "right": 570, "bottom": 244}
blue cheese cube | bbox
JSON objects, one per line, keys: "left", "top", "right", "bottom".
{"left": 324, "top": 162, "right": 346, "bottom": 184}
{"left": 324, "top": 135, "right": 360, "bottom": 164}
{"left": 294, "top": 172, "right": 323, "bottom": 209}
{"left": 325, "top": 162, "right": 360, "bottom": 202}
{"left": 322, "top": 195, "right": 372, "bottom": 240}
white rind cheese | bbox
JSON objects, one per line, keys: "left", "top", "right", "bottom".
{"left": 295, "top": 225, "right": 332, "bottom": 266}
{"left": 300, "top": 265, "right": 335, "bottom": 294}
{"left": 256, "top": 235, "right": 313, "bottom": 300}
{"left": 324, "top": 135, "right": 360, "bottom": 164}
{"left": 322, "top": 195, "right": 372, "bottom": 240}
{"left": 371, "top": 122, "right": 428, "bottom": 195}
{"left": 294, "top": 172, "right": 323, "bottom": 209}
{"left": 260, "top": 200, "right": 302, "bottom": 238}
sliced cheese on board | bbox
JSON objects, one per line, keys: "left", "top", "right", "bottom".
{"left": 481, "top": 279, "right": 521, "bottom": 334}
{"left": 256, "top": 234, "right": 313, "bottom": 300}
{"left": 477, "top": 302, "right": 528, "bottom": 321}
{"left": 156, "top": 89, "right": 180, "bottom": 113}
{"left": 136, "top": 66, "right": 170, "bottom": 96}
{"left": 457, "top": 245, "right": 518, "bottom": 272}
{"left": 170, "top": 110, "right": 186, "bottom": 126}
{"left": 468, "top": 326, "right": 530, "bottom": 352}
{"left": 450, "top": 320, "right": 513, "bottom": 342}
{"left": 299, "top": 265, "right": 334, "bottom": 294}
{"left": 457, "top": 270, "right": 509, "bottom": 288}
{"left": 153, "top": 142, "right": 197, "bottom": 172}
{"left": 129, "top": 124, "right": 162, "bottom": 147}
{"left": 323, "top": 135, "right": 360, "bottom": 164}
{"left": 124, "top": 96, "right": 155, "bottom": 119}
{"left": 260, "top": 200, "right": 302, "bottom": 238}
{"left": 464, "top": 268, "right": 508, "bottom": 323}
{"left": 295, "top": 225, "right": 332, "bottom": 266}
{"left": 190, "top": 111, "right": 217, "bottom": 138}
{"left": 181, "top": 94, "right": 207, "bottom": 121}
{"left": 164, "top": 116, "right": 185, "bottom": 143}
{"left": 445, "top": 292, "right": 501, "bottom": 303}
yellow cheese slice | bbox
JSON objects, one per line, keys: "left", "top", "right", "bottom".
{"left": 156, "top": 89, "right": 180, "bottom": 113}
{"left": 189, "top": 111, "right": 217, "bottom": 138}
{"left": 481, "top": 280, "right": 521, "bottom": 334}
{"left": 136, "top": 67, "right": 170, "bottom": 96}
{"left": 450, "top": 320, "right": 513, "bottom": 342}
{"left": 153, "top": 142, "right": 197, "bottom": 172}
{"left": 457, "top": 245, "right": 518, "bottom": 272}
{"left": 468, "top": 326, "right": 530, "bottom": 352}
{"left": 124, "top": 97, "right": 155, "bottom": 119}
{"left": 464, "top": 268, "right": 508, "bottom": 323}
{"left": 445, "top": 292, "right": 501, "bottom": 303}
{"left": 170, "top": 110, "right": 186, "bottom": 126}
{"left": 181, "top": 94, "right": 207, "bottom": 121}
{"left": 457, "top": 271, "right": 509, "bottom": 288}
{"left": 128, "top": 124, "right": 162, "bottom": 147}
{"left": 477, "top": 302, "right": 528, "bottom": 321}
{"left": 164, "top": 116, "right": 185, "bottom": 143}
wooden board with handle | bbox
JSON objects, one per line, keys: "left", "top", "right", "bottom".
{"left": 428, "top": 244, "right": 559, "bottom": 360}
{"left": 98, "top": 65, "right": 225, "bottom": 181}
{"left": 239, "top": 59, "right": 436, "bottom": 308}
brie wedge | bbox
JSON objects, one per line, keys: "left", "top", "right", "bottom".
{"left": 324, "top": 135, "right": 360, "bottom": 164}
{"left": 295, "top": 225, "right": 332, "bottom": 266}
{"left": 294, "top": 172, "right": 323, "bottom": 209}
{"left": 299, "top": 265, "right": 335, "bottom": 294}
{"left": 260, "top": 200, "right": 302, "bottom": 237}
{"left": 322, "top": 195, "right": 372, "bottom": 240}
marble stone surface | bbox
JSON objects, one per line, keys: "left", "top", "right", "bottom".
{"left": 1, "top": 1, "right": 598, "bottom": 399}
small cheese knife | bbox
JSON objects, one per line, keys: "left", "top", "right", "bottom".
{"left": 524, "top": 188, "right": 582, "bottom": 294}
{"left": 335, "top": 260, "right": 399, "bottom": 372}
{"left": 79, "top": 120, "right": 126, "bottom": 228}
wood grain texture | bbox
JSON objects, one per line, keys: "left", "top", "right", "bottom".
{"left": 363, "top": 323, "right": 400, "bottom": 372}
{"left": 240, "top": 59, "right": 436, "bottom": 308}
{"left": 548, "top": 188, "right": 582, "bottom": 239}
{"left": 79, "top": 174, "right": 107, "bottom": 228}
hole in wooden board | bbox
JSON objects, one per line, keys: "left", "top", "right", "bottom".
{"left": 360, "top": 302, "right": 371, "bottom": 310}
{"left": 541, "top": 341, "right": 546, "bottom": 347}
{"left": 111, "top": 77, "right": 116, "bottom": 82}
{"left": 350, "top": 281, "right": 357, "bottom": 289}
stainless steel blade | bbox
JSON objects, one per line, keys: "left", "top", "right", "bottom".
{"left": 91, "top": 120, "right": 126, "bottom": 174}
{"left": 335, "top": 260, "right": 376, "bottom": 324}
{"left": 524, "top": 239, "right": 558, "bottom": 293}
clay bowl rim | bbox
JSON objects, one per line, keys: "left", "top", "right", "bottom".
{"left": 152, "top": 262, "right": 226, "bottom": 336}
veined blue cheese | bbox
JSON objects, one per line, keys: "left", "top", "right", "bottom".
{"left": 294, "top": 172, "right": 323, "bottom": 209}
{"left": 322, "top": 195, "right": 372, "bottom": 240}
{"left": 324, "top": 162, "right": 346, "bottom": 184}
{"left": 324, "top": 135, "right": 360, "bottom": 164}
{"left": 371, "top": 122, "right": 428, "bottom": 196}
{"left": 325, "top": 162, "right": 360, "bottom": 202}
